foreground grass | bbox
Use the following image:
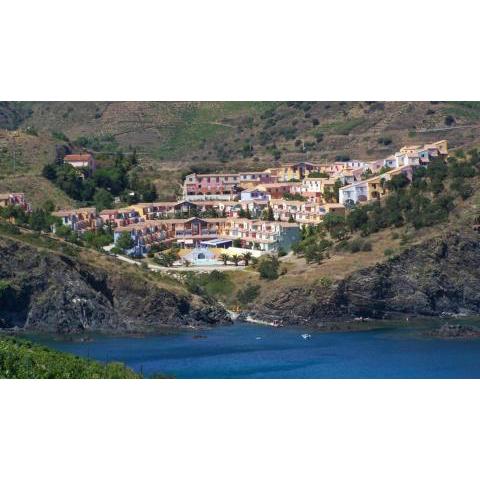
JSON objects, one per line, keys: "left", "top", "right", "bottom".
{"left": 0, "top": 336, "right": 140, "bottom": 379}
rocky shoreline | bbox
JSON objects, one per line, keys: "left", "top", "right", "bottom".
{"left": 426, "top": 323, "right": 480, "bottom": 338}
{"left": 251, "top": 231, "right": 480, "bottom": 328}
{"left": 3, "top": 230, "right": 480, "bottom": 337}
{"left": 0, "top": 237, "right": 231, "bottom": 335}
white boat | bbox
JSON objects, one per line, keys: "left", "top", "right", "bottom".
{"left": 301, "top": 333, "right": 312, "bottom": 340}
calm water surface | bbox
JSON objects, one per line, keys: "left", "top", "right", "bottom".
{"left": 32, "top": 323, "right": 480, "bottom": 378}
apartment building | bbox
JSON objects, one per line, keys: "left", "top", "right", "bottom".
{"left": 52, "top": 207, "right": 102, "bottom": 232}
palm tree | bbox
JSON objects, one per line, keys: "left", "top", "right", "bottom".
{"left": 220, "top": 253, "right": 229, "bottom": 265}
{"left": 230, "top": 254, "right": 241, "bottom": 266}
{"left": 242, "top": 252, "right": 253, "bottom": 266}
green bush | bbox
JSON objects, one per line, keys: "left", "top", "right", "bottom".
{"left": 349, "top": 238, "right": 364, "bottom": 253}
{"left": 258, "top": 255, "right": 279, "bottom": 280}
{"left": 318, "top": 276, "right": 332, "bottom": 288}
{"left": 237, "top": 284, "right": 260, "bottom": 305}
{"left": 116, "top": 232, "right": 134, "bottom": 251}
{"left": 361, "top": 240, "right": 372, "bottom": 252}
{"left": 51, "top": 130, "right": 69, "bottom": 142}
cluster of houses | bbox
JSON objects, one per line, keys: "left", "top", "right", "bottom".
{"left": 1, "top": 140, "right": 448, "bottom": 260}
{"left": 113, "top": 217, "right": 301, "bottom": 256}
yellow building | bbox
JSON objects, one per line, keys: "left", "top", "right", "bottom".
{"left": 425, "top": 139, "right": 448, "bottom": 156}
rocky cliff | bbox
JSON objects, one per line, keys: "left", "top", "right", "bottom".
{"left": 252, "top": 231, "right": 480, "bottom": 326}
{"left": 0, "top": 237, "right": 231, "bottom": 334}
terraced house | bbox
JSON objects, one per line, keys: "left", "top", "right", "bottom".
{"left": 267, "top": 161, "right": 321, "bottom": 181}
{"left": 271, "top": 199, "right": 345, "bottom": 224}
{"left": 113, "top": 217, "right": 227, "bottom": 254}
{"left": 221, "top": 219, "right": 300, "bottom": 252}
{"left": 183, "top": 173, "right": 242, "bottom": 200}
{"left": 130, "top": 200, "right": 199, "bottom": 219}
{"left": 52, "top": 207, "right": 101, "bottom": 232}
{"left": 99, "top": 207, "right": 143, "bottom": 227}
{"left": 113, "top": 221, "right": 171, "bottom": 256}
{"left": 338, "top": 141, "right": 447, "bottom": 205}
{"left": 339, "top": 164, "right": 415, "bottom": 204}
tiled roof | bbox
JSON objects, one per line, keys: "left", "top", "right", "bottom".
{"left": 64, "top": 154, "right": 93, "bottom": 162}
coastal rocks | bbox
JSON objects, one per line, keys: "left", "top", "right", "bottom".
{"left": 253, "top": 231, "right": 480, "bottom": 326}
{"left": 0, "top": 237, "right": 231, "bottom": 334}
{"left": 428, "top": 323, "right": 480, "bottom": 338}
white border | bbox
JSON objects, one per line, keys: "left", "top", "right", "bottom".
{"left": 1, "top": 1, "right": 480, "bottom": 479}
{"left": 1, "top": 0, "right": 479, "bottom": 100}
{"left": 1, "top": 380, "right": 479, "bottom": 480}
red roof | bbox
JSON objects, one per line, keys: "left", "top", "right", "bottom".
{"left": 64, "top": 154, "right": 93, "bottom": 162}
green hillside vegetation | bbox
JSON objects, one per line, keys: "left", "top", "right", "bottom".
{"left": 3, "top": 101, "right": 480, "bottom": 207}
{"left": 0, "top": 335, "right": 140, "bottom": 379}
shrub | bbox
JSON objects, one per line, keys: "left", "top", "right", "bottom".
{"left": 361, "top": 240, "right": 372, "bottom": 252}
{"left": 384, "top": 248, "right": 395, "bottom": 257}
{"left": 25, "top": 126, "right": 38, "bottom": 136}
{"left": 445, "top": 115, "right": 455, "bottom": 126}
{"left": 51, "top": 130, "right": 69, "bottom": 142}
{"left": 377, "top": 136, "right": 392, "bottom": 146}
{"left": 258, "top": 255, "right": 279, "bottom": 280}
{"left": 349, "top": 238, "right": 364, "bottom": 253}
{"left": 237, "top": 284, "right": 260, "bottom": 305}
{"left": 318, "top": 276, "right": 332, "bottom": 288}
{"left": 115, "top": 232, "right": 134, "bottom": 251}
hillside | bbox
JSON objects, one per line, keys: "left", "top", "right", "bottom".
{"left": 0, "top": 228, "right": 230, "bottom": 334}
{"left": 2, "top": 101, "right": 480, "bottom": 206}
{"left": 0, "top": 335, "right": 140, "bottom": 379}
{"left": 251, "top": 230, "right": 480, "bottom": 327}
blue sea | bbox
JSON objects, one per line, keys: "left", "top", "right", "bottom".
{"left": 32, "top": 322, "right": 480, "bottom": 378}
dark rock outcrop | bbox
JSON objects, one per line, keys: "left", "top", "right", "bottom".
{"left": 427, "top": 323, "right": 480, "bottom": 338}
{"left": 253, "top": 231, "right": 480, "bottom": 326}
{"left": 0, "top": 238, "right": 231, "bottom": 334}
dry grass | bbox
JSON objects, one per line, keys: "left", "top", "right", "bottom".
{"left": 0, "top": 175, "right": 74, "bottom": 209}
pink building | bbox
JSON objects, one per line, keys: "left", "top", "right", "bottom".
{"left": 0, "top": 192, "right": 30, "bottom": 211}
{"left": 183, "top": 171, "right": 275, "bottom": 199}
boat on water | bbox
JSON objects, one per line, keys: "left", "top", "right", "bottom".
{"left": 301, "top": 333, "right": 312, "bottom": 340}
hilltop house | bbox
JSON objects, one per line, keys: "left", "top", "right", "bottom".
{"left": 64, "top": 153, "right": 96, "bottom": 174}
